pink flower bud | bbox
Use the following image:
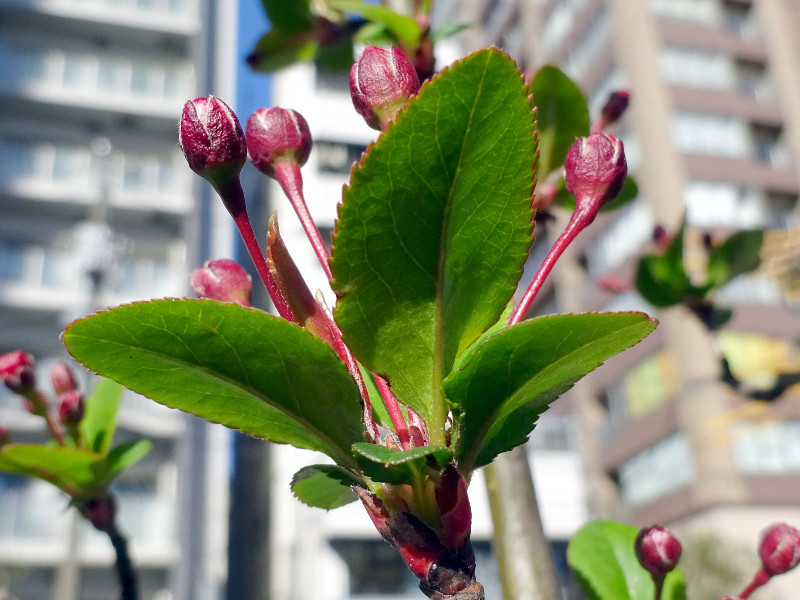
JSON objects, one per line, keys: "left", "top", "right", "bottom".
{"left": 179, "top": 96, "right": 247, "bottom": 189}
{"left": 350, "top": 46, "right": 420, "bottom": 131}
{"left": 246, "top": 107, "right": 312, "bottom": 179}
{"left": 0, "top": 351, "right": 36, "bottom": 395}
{"left": 564, "top": 133, "right": 627, "bottom": 216}
{"left": 635, "top": 525, "right": 682, "bottom": 579}
{"left": 50, "top": 362, "right": 79, "bottom": 396}
{"left": 58, "top": 391, "right": 85, "bottom": 425}
{"left": 759, "top": 523, "right": 800, "bottom": 576}
{"left": 190, "top": 259, "right": 252, "bottom": 307}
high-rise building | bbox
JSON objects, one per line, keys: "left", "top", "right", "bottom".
{"left": 0, "top": 1, "right": 235, "bottom": 598}
{"left": 435, "top": 0, "right": 800, "bottom": 597}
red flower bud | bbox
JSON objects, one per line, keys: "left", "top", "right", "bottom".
{"left": 601, "top": 90, "right": 630, "bottom": 126}
{"left": 435, "top": 465, "right": 472, "bottom": 551}
{"left": 635, "top": 525, "right": 682, "bottom": 579}
{"left": 246, "top": 107, "right": 312, "bottom": 179}
{"left": 565, "top": 133, "right": 627, "bottom": 216}
{"left": 179, "top": 96, "right": 247, "bottom": 189}
{"left": 0, "top": 351, "right": 36, "bottom": 395}
{"left": 50, "top": 362, "right": 79, "bottom": 396}
{"left": 58, "top": 391, "right": 85, "bottom": 426}
{"left": 350, "top": 46, "right": 420, "bottom": 131}
{"left": 190, "top": 259, "right": 252, "bottom": 307}
{"left": 758, "top": 523, "right": 800, "bottom": 576}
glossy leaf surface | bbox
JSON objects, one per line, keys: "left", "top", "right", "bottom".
{"left": 81, "top": 377, "right": 124, "bottom": 454}
{"left": 568, "top": 520, "right": 686, "bottom": 600}
{"left": 0, "top": 445, "right": 102, "bottom": 494}
{"left": 63, "top": 299, "right": 364, "bottom": 469}
{"left": 353, "top": 442, "right": 452, "bottom": 485}
{"left": 291, "top": 464, "right": 362, "bottom": 509}
{"left": 530, "top": 65, "right": 590, "bottom": 179}
{"left": 331, "top": 48, "right": 536, "bottom": 432}
{"left": 444, "top": 312, "right": 656, "bottom": 472}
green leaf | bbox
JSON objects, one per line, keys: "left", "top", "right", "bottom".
{"left": 444, "top": 312, "right": 656, "bottom": 472}
{"left": 101, "top": 439, "right": 152, "bottom": 483}
{"left": 331, "top": 49, "right": 536, "bottom": 434}
{"left": 568, "top": 520, "right": 686, "bottom": 600}
{"left": 0, "top": 444, "right": 102, "bottom": 495}
{"left": 63, "top": 299, "right": 364, "bottom": 469}
{"left": 81, "top": 377, "right": 124, "bottom": 454}
{"left": 706, "top": 229, "right": 763, "bottom": 289}
{"left": 352, "top": 442, "right": 452, "bottom": 485}
{"left": 530, "top": 65, "right": 590, "bottom": 180}
{"left": 326, "top": 0, "right": 422, "bottom": 45}
{"left": 248, "top": 28, "right": 318, "bottom": 73}
{"left": 261, "top": 0, "right": 314, "bottom": 34}
{"left": 432, "top": 21, "right": 472, "bottom": 43}
{"left": 291, "top": 464, "right": 362, "bottom": 509}
{"left": 635, "top": 218, "right": 692, "bottom": 308}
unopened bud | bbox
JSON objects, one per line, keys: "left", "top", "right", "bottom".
{"left": 601, "top": 90, "right": 630, "bottom": 125}
{"left": 350, "top": 46, "right": 420, "bottom": 131}
{"left": 58, "top": 391, "right": 85, "bottom": 425}
{"left": 50, "top": 363, "right": 79, "bottom": 396}
{"left": 759, "top": 523, "right": 800, "bottom": 576}
{"left": 564, "top": 133, "right": 627, "bottom": 216}
{"left": 246, "top": 108, "right": 312, "bottom": 179}
{"left": 179, "top": 96, "right": 247, "bottom": 190}
{"left": 191, "top": 259, "right": 252, "bottom": 307}
{"left": 435, "top": 464, "right": 472, "bottom": 551}
{"left": 635, "top": 525, "right": 682, "bottom": 579}
{"left": 0, "top": 351, "right": 36, "bottom": 395}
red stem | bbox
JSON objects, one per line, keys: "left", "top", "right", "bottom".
{"left": 375, "top": 376, "right": 411, "bottom": 449}
{"left": 275, "top": 162, "right": 334, "bottom": 281}
{"left": 218, "top": 182, "right": 295, "bottom": 321}
{"left": 509, "top": 206, "right": 596, "bottom": 326}
{"left": 738, "top": 568, "right": 770, "bottom": 599}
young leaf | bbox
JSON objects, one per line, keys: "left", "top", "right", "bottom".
{"left": 444, "top": 312, "right": 656, "bottom": 472}
{"left": 291, "top": 464, "right": 362, "bottom": 509}
{"left": 331, "top": 48, "right": 536, "bottom": 435}
{"left": 326, "top": 0, "right": 422, "bottom": 46}
{"left": 0, "top": 445, "right": 103, "bottom": 495}
{"left": 260, "top": 0, "right": 314, "bottom": 34}
{"left": 352, "top": 442, "right": 453, "bottom": 485}
{"left": 530, "top": 65, "right": 590, "bottom": 180}
{"left": 706, "top": 229, "right": 763, "bottom": 289}
{"left": 100, "top": 439, "right": 152, "bottom": 483}
{"left": 568, "top": 520, "right": 686, "bottom": 600}
{"left": 248, "top": 28, "right": 318, "bottom": 73}
{"left": 635, "top": 218, "right": 692, "bottom": 308}
{"left": 81, "top": 377, "right": 124, "bottom": 455}
{"left": 63, "top": 299, "right": 364, "bottom": 470}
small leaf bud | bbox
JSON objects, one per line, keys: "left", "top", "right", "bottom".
{"left": 179, "top": 96, "right": 247, "bottom": 190}
{"left": 635, "top": 525, "right": 682, "bottom": 579}
{"left": 591, "top": 90, "right": 631, "bottom": 133}
{"left": 564, "top": 133, "right": 627, "bottom": 217}
{"left": 435, "top": 464, "right": 472, "bottom": 551}
{"left": 0, "top": 351, "right": 36, "bottom": 395}
{"left": 50, "top": 362, "right": 79, "bottom": 396}
{"left": 190, "top": 259, "right": 252, "bottom": 307}
{"left": 758, "top": 523, "right": 800, "bottom": 576}
{"left": 350, "top": 46, "right": 420, "bottom": 131}
{"left": 58, "top": 391, "right": 85, "bottom": 426}
{"left": 246, "top": 107, "right": 312, "bottom": 179}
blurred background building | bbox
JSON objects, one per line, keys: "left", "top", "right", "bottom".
{"left": 0, "top": 0, "right": 235, "bottom": 598}
{"left": 432, "top": 0, "right": 800, "bottom": 597}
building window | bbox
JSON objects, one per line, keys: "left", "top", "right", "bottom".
{"left": 649, "top": 0, "right": 721, "bottom": 26}
{"left": 733, "top": 420, "right": 800, "bottom": 475}
{"left": 618, "top": 433, "right": 694, "bottom": 505}
{"left": 672, "top": 111, "right": 749, "bottom": 157}
{"left": 564, "top": 7, "right": 611, "bottom": 81}
{"left": 683, "top": 181, "right": 768, "bottom": 228}
{"left": 659, "top": 46, "right": 734, "bottom": 90}
{"left": 718, "top": 331, "right": 800, "bottom": 391}
{"left": 585, "top": 200, "right": 652, "bottom": 278}
{"left": 316, "top": 140, "right": 367, "bottom": 175}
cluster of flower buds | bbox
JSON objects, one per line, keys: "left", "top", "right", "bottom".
{"left": 191, "top": 259, "right": 252, "bottom": 307}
